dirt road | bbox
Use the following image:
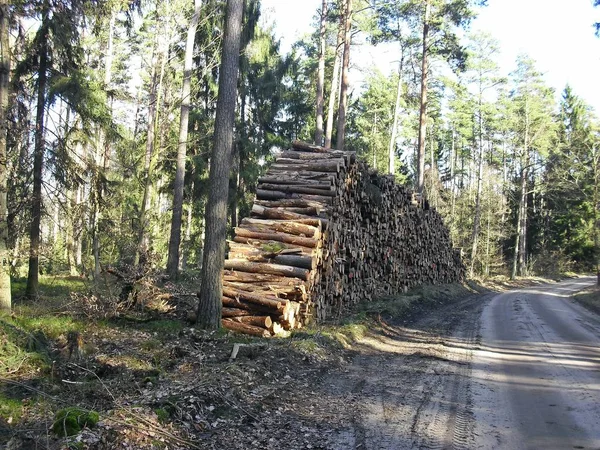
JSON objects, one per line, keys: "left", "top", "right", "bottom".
{"left": 327, "top": 277, "right": 600, "bottom": 450}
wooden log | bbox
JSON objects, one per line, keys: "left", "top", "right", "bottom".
{"left": 222, "top": 296, "right": 279, "bottom": 315}
{"left": 223, "top": 285, "right": 286, "bottom": 310}
{"left": 255, "top": 189, "right": 333, "bottom": 204}
{"left": 270, "top": 321, "right": 286, "bottom": 336}
{"left": 224, "top": 259, "right": 310, "bottom": 281}
{"left": 280, "top": 150, "right": 351, "bottom": 160}
{"left": 241, "top": 218, "right": 320, "bottom": 238}
{"left": 228, "top": 241, "right": 314, "bottom": 258}
{"left": 273, "top": 254, "right": 315, "bottom": 270}
{"left": 222, "top": 280, "right": 305, "bottom": 300}
{"left": 232, "top": 236, "right": 316, "bottom": 255}
{"left": 235, "top": 227, "right": 318, "bottom": 248}
{"left": 258, "top": 183, "right": 336, "bottom": 197}
{"left": 259, "top": 171, "right": 337, "bottom": 182}
{"left": 255, "top": 199, "right": 327, "bottom": 209}
{"left": 251, "top": 205, "right": 327, "bottom": 227}
{"left": 291, "top": 140, "right": 330, "bottom": 153}
{"left": 270, "top": 160, "right": 341, "bottom": 173}
{"left": 223, "top": 270, "right": 307, "bottom": 286}
{"left": 258, "top": 175, "right": 333, "bottom": 186}
{"left": 228, "top": 315, "right": 273, "bottom": 328}
{"left": 222, "top": 307, "right": 253, "bottom": 317}
{"left": 222, "top": 319, "right": 271, "bottom": 338}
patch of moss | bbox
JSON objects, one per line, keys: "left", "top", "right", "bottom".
{"left": 154, "top": 407, "right": 170, "bottom": 423}
{"left": 52, "top": 407, "right": 99, "bottom": 437}
{"left": 0, "top": 320, "right": 52, "bottom": 375}
{"left": 261, "top": 242, "right": 286, "bottom": 253}
{"left": 0, "top": 393, "right": 24, "bottom": 423}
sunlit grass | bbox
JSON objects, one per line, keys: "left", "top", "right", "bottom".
{"left": 12, "top": 275, "right": 88, "bottom": 301}
{"left": 573, "top": 285, "right": 600, "bottom": 315}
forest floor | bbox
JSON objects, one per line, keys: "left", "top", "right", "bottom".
{"left": 0, "top": 273, "right": 594, "bottom": 449}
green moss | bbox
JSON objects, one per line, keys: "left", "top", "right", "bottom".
{"left": 0, "top": 394, "right": 24, "bottom": 422}
{"left": 52, "top": 407, "right": 99, "bottom": 437}
{"left": 0, "top": 319, "right": 52, "bottom": 375}
{"left": 154, "top": 407, "right": 170, "bottom": 423}
{"left": 261, "top": 242, "right": 286, "bottom": 253}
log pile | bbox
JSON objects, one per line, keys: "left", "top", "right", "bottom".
{"left": 220, "top": 140, "right": 465, "bottom": 336}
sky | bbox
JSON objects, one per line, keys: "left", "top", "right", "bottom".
{"left": 260, "top": 0, "right": 600, "bottom": 113}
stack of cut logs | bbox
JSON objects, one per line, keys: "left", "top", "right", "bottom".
{"left": 220, "top": 141, "right": 465, "bottom": 336}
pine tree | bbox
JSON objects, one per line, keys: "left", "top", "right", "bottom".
{"left": 168, "top": 0, "right": 202, "bottom": 279}
{"left": 197, "top": 0, "right": 244, "bottom": 329}
{"left": 0, "top": 0, "right": 10, "bottom": 310}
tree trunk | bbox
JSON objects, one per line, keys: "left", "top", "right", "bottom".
{"left": 167, "top": 0, "right": 202, "bottom": 279}
{"left": 335, "top": 0, "right": 352, "bottom": 151}
{"left": 512, "top": 163, "right": 528, "bottom": 279}
{"left": 26, "top": 12, "right": 49, "bottom": 299}
{"left": 196, "top": 0, "right": 244, "bottom": 330}
{"left": 593, "top": 148, "right": 599, "bottom": 285}
{"left": 0, "top": 0, "right": 10, "bottom": 310}
{"left": 324, "top": 23, "right": 343, "bottom": 149}
{"left": 90, "top": 9, "right": 116, "bottom": 279}
{"left": 469, "top": 96, "right": 484, "bottom": 277}
{"left": 135, "top": 40, "right": 160, "bottom": 266}
{"left": 314, "top": 0, "right": 327, "bottom": 146}
{"left": 388, "top": 57, "right": 403, "bottom": 175}
{"left": 517, "top": 164, "right": 528, "bottom": 276}
{"left": 416, "top": 0, "right": 430, "bottom": 197}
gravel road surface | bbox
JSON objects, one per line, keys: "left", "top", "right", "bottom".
{"left": 327, "top": 277, "right": 600, "bottom": 450}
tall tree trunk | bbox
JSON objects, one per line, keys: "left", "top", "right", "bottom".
{"left": 512, "top": 161, "right": 528, "bottom": 279}
{"left": 335, "top": 0, "right": 352, "bottom": 151}
{"left": 0, "top": 0, "right": 10, "bottom": 310}
{"left": 593, "top": 148, "right": 599, "bottom": 285}
{"left": 469, "top": 95, "right": 484, "bottom": 277}
{"left": 314, "top": 0, "right": 327, "bottom": 145}
{"left": 517, "top": 164, "right": 528, "bottom": 276}
{"left": 450, "top": 128, "right": 457, "bottom": 221}
{"left": 167, "top": 0, "right": 202, "bottom": 279}
{"left": 197, "top": 0, "right": 243, "bottom": 329}
{"left": 26, "top": 13, "right": 49, "bottom": 299}
{"left": 90, "top": 9, "right": 116, "bottom": 279}
{"left": 416, "top": 0, "right": 430, "bottom": 197}
{"left": 135, "top": 44, "right": 160, "bottom": 266}
{"left": 389, "top": 57, "right": 404, "bottom": 175}
{"left": 324, "top": 23, "right": 343, "bottom": 149}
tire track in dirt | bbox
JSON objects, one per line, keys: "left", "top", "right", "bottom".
{"left": 326, "top": 293, "right": 489, "bottom": 449}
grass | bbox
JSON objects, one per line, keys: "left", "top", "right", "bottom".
{"left": 0, "top": 392, "right": 26, "bottom": 423}
{"left": 573, "top": 285, "right": 600, "bottom": 315}
{"left": 11, "top": 275, "right": 88, "bottom": 302}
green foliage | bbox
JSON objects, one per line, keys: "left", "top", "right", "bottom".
{"left": 52, "top": 407, "right": 100, "bottom": 437}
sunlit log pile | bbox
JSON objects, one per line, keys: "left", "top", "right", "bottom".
{"left": 220, "top": 141, "right": 465, "bottom": 336}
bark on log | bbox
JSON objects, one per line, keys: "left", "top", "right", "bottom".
{"left": 222, "top": 319, "right": 271, "bottom": 337}
{"left": 228, "top": 315, "right": 273, "bottom": 328}
{"left": 224, "top": 259, "right": 310, "bottom": 281}
{"left": 240, "top": 218, "right": 321, "bottom": 238}
{"left": 234, "top": 227, "right": 318, "bottom": 248}
{"left": 222, "top": 285, "right": 286, "bottom": 310}
{"left": 258, "top": 183, "right": 336, "bottom": 197}
{"left": 222, "top": 307, "right": 253, "bottom": 317}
